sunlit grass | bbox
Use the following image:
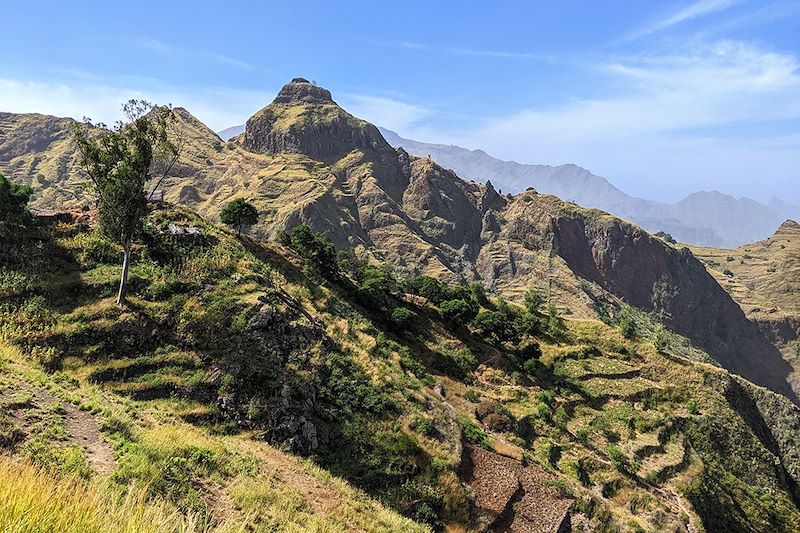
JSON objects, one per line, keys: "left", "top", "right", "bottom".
{"left": 0, "top": 455, "right": 199, "bottom": 533}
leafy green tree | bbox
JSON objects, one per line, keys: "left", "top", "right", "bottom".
{"left": 406, "top": 275, "right": 446, "bottom": 305}
{"left": 524, "top": 288, "right": 544, "bottom": 314}
{"left": 619, "top": 305, "right": 635, "bottom": 339}
{"left": 390, "top": 307, "right": 418, "bottom": 330}
{"left": 286, "top": 224, "right": 339, "bottom": 283}
{"left": 545, "top": 303, "right": 564, "bottom": 339}
{"left": 0, "top": 173, "right": 33, "bottom": 239}
{"left": 220, "top": 198, "right": 258, "bottom": 235}
{"left": 652, "top": 325, "right": 667, "bottom": 352}
{"left": 357, "top": 263, "right": 399, "bottom": 294}
{"left": 473, "top": 299, "right": 525, "bottom": 345}
{"left": 468, "top": 281, "right": 490, "bottom": 308}
{"left": 439, "top": 298, "right": 478, "bottom": 324}
{"left": 74, "top": 100, "right": 179, "bottom": 306}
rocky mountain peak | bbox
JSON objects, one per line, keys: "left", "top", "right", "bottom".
{"left": 242, "top": 78, "right": 391, "bottom": 161}
{"left": 271, "top": 78, "right": 334, "bottom": 105}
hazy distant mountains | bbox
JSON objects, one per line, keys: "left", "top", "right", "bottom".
{"left": 217, "top": 124, "right": 244, "bottom": 141}
{"left": 377, "top": 128, "right": 800, "bottom": 248}
{"left": 219, "top": 124, "right": 799, "bottom": 247}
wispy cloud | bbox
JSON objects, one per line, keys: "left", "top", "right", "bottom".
{"left": 627, "top": 0, "right": 744, "bottom": 40}
{"left": 135, "top": 38, "right": 255, "bottom": 70}
{"left": 463, "top": 41, "right": 799, "bottom": 148}
{"left": 694, "top": 1, "right": 800, "bottom": 38}
{"left": 426, "top": 40, "right": 800, "bottom": 202}
{"left": 368, "top": 39, "right": 554, "bottom": 61}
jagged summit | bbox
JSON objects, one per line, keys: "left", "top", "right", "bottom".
{"left": 242, "top": 78, "right": 390, "bottom": 161}
{"left": 271, "top": 77, "right": 334, "bottom": 105}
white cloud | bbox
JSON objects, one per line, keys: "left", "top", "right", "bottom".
{"left": 457, "top": 41, "right": 799, "bottom": 150}
{"left": 0, "top": 78, "right": 273, "bottom": 131}
{"left": 628, "top": 0, "right": 744, "bottom": 39}
{"left": 422, "top": 40, "right": 800, "bottom": 203}
{"left": 338, "top": 93, "right": 432, "bottom": 133}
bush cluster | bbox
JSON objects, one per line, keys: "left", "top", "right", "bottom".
{"left": 279, "top": 225, "right": 339, "bottom": 283}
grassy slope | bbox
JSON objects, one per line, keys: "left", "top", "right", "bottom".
{"left": 1, "top": 207, "right": 800, "bottom": 532}
{"left": 687, "top": 221, "right": 800, "bottom": 391}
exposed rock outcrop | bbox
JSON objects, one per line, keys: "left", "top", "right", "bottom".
{"left": 243, "top": 78, "right": 392, "bottom": 162}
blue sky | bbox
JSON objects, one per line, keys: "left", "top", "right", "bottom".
{"left": 1, "top": 0, "right": 799, "bottom": 204}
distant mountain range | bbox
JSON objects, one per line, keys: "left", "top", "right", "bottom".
{"left": 376, "top": 128, "right": 800, "bottom": 248}
{"left": 219, "top": 123, "right": 800, "bottom": 247}
{"left": 217, "top": 124, "right": 244, "bottom": 140}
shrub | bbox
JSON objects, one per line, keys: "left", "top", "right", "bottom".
{"left": 723, "top": 268, "right": 734, "bottom": 277}
{"left": 483, "top": 412, "right": 513, "bottom": 433}
{"left": 553, "top": 406, "right": 569, "bottom": 429}
{"left": 357, "top": 279, "right": 393, "bottom": 312}
{"left": 607, "top": 444, "right": 629, "bottom": 472}
{"left": 472, "top": 300, "right": 526, "bottom": 344}
{"left": 467, "top": 281, "right": 490, "bottom": 307}
{"left": 405, "top": 275, "right": 446, "bottom": 305}
{"left": 524, "top": 288, "right": 544, "bottom": 313}
{"left": 464, "top": 389, "right": 480, "bottom": 403}
{"left": 412, "top": 416, "right": 436, "bottom": 437}
{"left": 475, "top": 399, "right": 511, "bottom": 421}
{"left": 652, "top": 325, "right": 667, "bottom": 352}
{"left": 458, "top": 417, "right": 490, "bottom": 449}
{"left": 545, "top": 303, "right": 564, "bottom": 339}
{"left": 439, "top": 298, "right": 478, "bottom": 324}
{"left": 286, "top": 225, "right": 339, "bottom": 283}
{"left": 0, "top": 173, "right": 33, "bottom": 239}
{"left": 432, "top": 344, "right": 476, "bottom": 379}
{"left": 390, "top": 307, "right": 418, "bottom": 330}
{"left": 619, "top": 305, "right": 636, "bottom": 339}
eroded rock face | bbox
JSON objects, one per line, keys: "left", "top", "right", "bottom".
{"left": 546, "top": 210, "right": 798, "bottom": 403}
{"left": 215, "top": 298, "right": 327, "bottom": 454}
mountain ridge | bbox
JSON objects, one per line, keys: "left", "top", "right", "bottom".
{"left": 221, "top": 123, "right": 799, "bottom": 248}
{"left": 4, "top": 77, "right": 800, "bottom": 531}
{"left": 376, "top": 127, "right": 800, "bottom": 248}
{"left": 2, "top": 79, "right": 798, "bottom": 403}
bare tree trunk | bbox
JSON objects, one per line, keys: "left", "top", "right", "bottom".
{"left": 116, "top": 236, "right": 132, "bottom": 306}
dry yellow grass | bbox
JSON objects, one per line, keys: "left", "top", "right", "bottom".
{"left": 0, "top": 455, "right": 199, "bottom": 533}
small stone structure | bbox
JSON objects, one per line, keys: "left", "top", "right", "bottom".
{"left": 461, "top": 444, "right": 573, "bottom": 532}
{"left": 29, "top": 208, "right": 73, "bottom": 223}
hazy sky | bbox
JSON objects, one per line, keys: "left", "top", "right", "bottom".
{"left": 2, "top": 0, "right": 799, "bottom": 204}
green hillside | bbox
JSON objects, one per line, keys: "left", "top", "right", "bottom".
{"left": 2, "top": 204, "right": 800, "bottom": 532}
